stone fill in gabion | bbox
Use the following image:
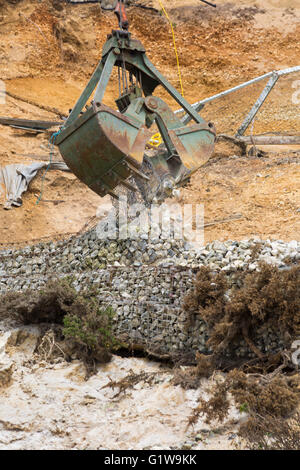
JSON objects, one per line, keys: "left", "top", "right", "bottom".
{"left": 0, "top": 229, "right": 299, "bottom": 359}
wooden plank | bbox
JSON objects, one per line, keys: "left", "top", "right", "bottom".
{"left": 10, "top": 126, "right": 44, "bottom": 133}
{"left": 237, "top": 135, "right": 300, "bottom": 145}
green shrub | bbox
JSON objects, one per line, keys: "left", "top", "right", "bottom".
{"left": 62, "top": 304, "right": 117, "bottom": 366}
{"left": 0, "top": 278, "right": 116, "bottom": 373}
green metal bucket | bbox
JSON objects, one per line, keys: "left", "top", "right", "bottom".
{"left": 56, "top": 101, "right": 152, "bottom": 198}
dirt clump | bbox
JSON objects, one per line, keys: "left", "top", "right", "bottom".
{"left": 0, "top": 0, "right": 22, "bottom": 7}
{"left": 53, "top": 18, "right": 83, "bottom": 62}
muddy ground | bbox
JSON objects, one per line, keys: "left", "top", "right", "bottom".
{"left": 0, "top": 0, "right": 299, "bottom": 244}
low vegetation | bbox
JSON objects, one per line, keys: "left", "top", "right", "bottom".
{"left": 180, "top": 263, "right": 300, "bottom": 450}
{"left": 0, "top": 278, "right": 116, "bottom": 375}
{"left": 0, "top": 264, "right": 299, "bottom": 447}
{"left": 184, "top": 263, "right": 300, "bottom": 362}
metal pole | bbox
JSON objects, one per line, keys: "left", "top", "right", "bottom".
{"left": 236, "top": 72, "right": 279, "bottom": 136}
{"left": 175, "top": 71, "right": 274, "bottom": 115}
{"left": 176, "top": 65, "right": 300, "bottom": 125}
{"left": 94, "top": 51, "right": 117, "bottom": 102}
{"left": 277, "top": 65, "right": 300, "bottom": 76}
{"left": 64, "top": 61, "right": 104, "bottom": 127}
{"left": 236, "top": 135, "right": 300, "bottom": 145}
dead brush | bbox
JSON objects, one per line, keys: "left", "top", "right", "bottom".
{"left": 0, "top": 277, "right": 77, "bottom": 325}
{"left": 239, "top": 411, "right": 300, "bottom": 450}
{"left": 0, "top": 278, "right": 116, "bottom": 376}
{"left": 182, "top": 263, "right": 300, "bottom": 448}
{"left": 183, "top": 263, "right": 300, "bottom": 370}
{"left": 101, "top": 370, "right": 162, "bottom": 399}
{"left": 187, "top": 370, "right": 300, "bottom": 442}
{"left": 36, "top": 329, "right": 66, "bottom": 362}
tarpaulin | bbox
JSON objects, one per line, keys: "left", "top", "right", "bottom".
{"left": 0, "top": 161, "right": 70, "bottom": 209}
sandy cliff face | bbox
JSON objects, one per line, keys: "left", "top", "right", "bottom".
{"left": 0, "top": 324, "right": 243, "bottom": 450}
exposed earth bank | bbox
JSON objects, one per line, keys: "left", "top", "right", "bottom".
{"left": 0, "top": 0, "right": 299, "bottom": 244}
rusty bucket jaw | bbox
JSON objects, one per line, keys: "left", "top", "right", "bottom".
{"left": 56, "top": 29, "right": 216, "bottom": 202}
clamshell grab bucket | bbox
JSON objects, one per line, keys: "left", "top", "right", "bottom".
{"left": 55, "top": 30, "right": 216, "bottom": 201}
{"left": 56, "top": 102, "right": 153, "bottom": 198}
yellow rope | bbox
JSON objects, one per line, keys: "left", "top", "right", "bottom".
{"left": 157, "top": 0, "right": 184, "bottom": 97}
{"left": 147, "top": 1, "right": 184, "bottom": 148}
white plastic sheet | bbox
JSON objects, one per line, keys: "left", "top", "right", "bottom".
{"left": 0, "top": 162, "right": 69, "bottom": 209}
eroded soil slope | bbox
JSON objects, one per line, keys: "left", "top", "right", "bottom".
{"left": 0, "top": 0, "right": 299, "bottom": 244}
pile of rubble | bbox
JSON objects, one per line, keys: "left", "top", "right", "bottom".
{"left": 0, "top": 228, "right": 299, "bottom": 283}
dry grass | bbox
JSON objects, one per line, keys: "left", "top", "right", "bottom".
{"left": 184, "top": 263, "right": 300, "bottom": 367}
{"left": 181, "top": 263, "right": 300, "bottom": 449}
